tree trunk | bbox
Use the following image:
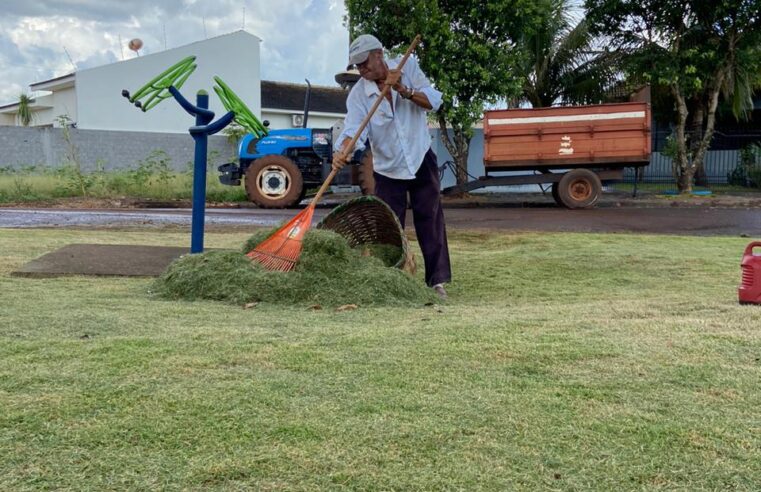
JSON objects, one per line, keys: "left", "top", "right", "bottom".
{"left": 671, "top": 60, "right": 728, "bottom": 194}
{"left": 672, "top": 85, "right": 693, "bottom": 194}
{"left": 689, "top": 103, "right": 707, "bottom": 186}
{"left": 691, "top": 79, "right": 724, "bottom": 187}
{"left": 437, "top": 113, "right": 470, "bottom": 197}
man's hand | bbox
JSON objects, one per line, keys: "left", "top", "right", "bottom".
{"left": 331, "top": 151, "right": 349, "bottom": 172}
{"left": 385, "top": 68, "right": 402, "bottom": 90}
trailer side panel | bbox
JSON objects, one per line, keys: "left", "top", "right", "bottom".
{"left": 484, "top": 102, "right": 651, "bottom": 169}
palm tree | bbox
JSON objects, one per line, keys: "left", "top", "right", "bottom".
{"left": 17, "top": 94, "right": 33, "bottom": 126}
{"left": 517, "top": 0, "right": 620, "bottom": 108}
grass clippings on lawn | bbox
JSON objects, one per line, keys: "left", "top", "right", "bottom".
{"left": 153, "top": 228, "right": 431, "bottom": 307}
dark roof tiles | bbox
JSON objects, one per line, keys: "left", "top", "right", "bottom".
{"left": 261, "top": 80, "right": 347, "bottom": 114}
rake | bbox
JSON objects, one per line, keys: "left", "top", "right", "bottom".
{"left": 247, "top": 34, "right": 422, "bottom": 272}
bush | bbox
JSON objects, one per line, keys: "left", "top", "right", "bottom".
{"left": 728, "top": 143, "right": 761, "bottom": 188}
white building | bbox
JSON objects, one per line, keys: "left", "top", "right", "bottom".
{"left": 261, "top": 80, "right": 348, "bottom": 131}
{"left": 0, "top": 30, "right": 263, "bottom": 133}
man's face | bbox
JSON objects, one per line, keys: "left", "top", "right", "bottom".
{"left": 356, "top": 50, "right": 385, "bottom": 81}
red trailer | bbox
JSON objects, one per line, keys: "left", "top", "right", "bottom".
{"left": 443, "top": 102, "right": 651, "bottom": 208}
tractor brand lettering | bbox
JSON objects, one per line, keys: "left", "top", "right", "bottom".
{"left": 273, "top": 135, "right": 309, "bottom": 141}
{"left": 559, "top": 135, "right": 574, "bottom": 155}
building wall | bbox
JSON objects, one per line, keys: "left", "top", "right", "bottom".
{"left": 76, "top": 30, "right": 261, "bottom": 133}
{"left": 51, "top": 87, "right": 77, "bottom": 127}
{"left": 261, "top": 109, "right": 344, "bottom": 130}
{"left": 0, "top": 126, "right": 234, "bottom": 172}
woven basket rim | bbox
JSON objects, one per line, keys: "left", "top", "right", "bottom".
{"left": 317, "top": 195, "right": 409, "bottom": 269}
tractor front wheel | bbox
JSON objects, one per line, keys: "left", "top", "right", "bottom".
{"left": 245, "top": 155, "right": 304, "bottom": 208}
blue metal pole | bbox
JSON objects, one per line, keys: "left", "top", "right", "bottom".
{"left": 190, "top": 90, "right": 209, "bottom": 253}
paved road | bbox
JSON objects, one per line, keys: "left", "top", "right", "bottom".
{"left": 1, "top": 205, "right": 759, "bottom": 236}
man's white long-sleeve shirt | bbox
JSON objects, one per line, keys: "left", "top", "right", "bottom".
{"left": 335, "top": 55, "right": 443, "bottom": 180}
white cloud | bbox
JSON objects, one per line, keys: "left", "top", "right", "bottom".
{"left": 0, "top": 0, "right": 350, "bottom": 103}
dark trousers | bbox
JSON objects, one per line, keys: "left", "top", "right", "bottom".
{"left": 374, "top": 148, "right": 452, "bottom": 286}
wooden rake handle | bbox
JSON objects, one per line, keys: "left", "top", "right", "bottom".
{"left": 311, "top": 34, "right": 422, "bottom": 205}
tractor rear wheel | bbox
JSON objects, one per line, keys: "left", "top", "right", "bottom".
{"left": 557, "top": 169, "right": 602, "bottom": 209}
{"left": 358, "top": 150, "right": 375, "bottom": 196}
{"left": 245, "top": 155, "right": 304, "bottom": 208}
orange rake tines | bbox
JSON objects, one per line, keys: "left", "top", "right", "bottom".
{"left": 246, "top": 204, "right": 315, "bottom": 272}
{"left": 247, "top": 34, "right": 422, "bottom": 272}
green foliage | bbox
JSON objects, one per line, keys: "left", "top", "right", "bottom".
{"left": 129, "top": 150, "right": 173, "bottom": 193}
{"left": 16, "top": 94, "right": 33, "bottom": 126}
{"left": 345, "top": 0, "right": 545, "bottom": 184}
{"left": 0, "top": 161, "right": 249, "bottom": 204}
{"left": 55, "top": 160, "right": 107, "bottom": 197}
{"left": 517, "top": 0, "right": 621, "bottom": 107}
{"left": 728, "top": 143, "right": 761, "bottom": 187}
{"left": 586, "top": 0, "right": 761, "bottom": 107}
{"left": 586, "top": 0, "right": 761, "bottom": 192}
{"left": 154, "top": 229, "right": 436, "bottom": 307}
{"left": 54, "top": 114, "right": 92, "bottom": 196}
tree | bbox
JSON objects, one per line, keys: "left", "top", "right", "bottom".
{"left": 517, "top": 0, "right": 621, "bottom": 108}
{"left": 344, "top": 0, "right": 545, "bottom": 189}
{"left": 586, "top": 0, "right": 761, "bottom": 193}
{"left": 17, "top": 94, "right": 33, "bottom": 127}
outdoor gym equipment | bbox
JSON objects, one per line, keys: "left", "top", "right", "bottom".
{"left": 122, "top": 56, "right": 267, "bottom": 253}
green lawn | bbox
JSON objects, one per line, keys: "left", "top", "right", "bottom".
{"left": 1, "top": 228, "right": 759, "bottom": 490}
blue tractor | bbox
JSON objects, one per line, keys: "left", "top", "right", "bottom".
{"left": 218, "top": 79, "right": 374, "bottom": 208}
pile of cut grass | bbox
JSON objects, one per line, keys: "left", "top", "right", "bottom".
{"left": 152, "top": 228, "right": 435, "bottom": 307}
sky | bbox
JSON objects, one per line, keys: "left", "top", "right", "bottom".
{"left": 0, "top": 0, "right": 350, "bottom": 104}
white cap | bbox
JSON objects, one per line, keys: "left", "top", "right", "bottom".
{"left": 348, "top": 34, "right": 383, "bottom": 66}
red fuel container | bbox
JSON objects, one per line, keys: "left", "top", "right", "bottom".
{"left": 739, "top": 242, "right": 761, "bottom": 304}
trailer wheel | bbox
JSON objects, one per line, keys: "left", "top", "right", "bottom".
{"left": 245, "top": 155, "right": 304, "bottom": 208}
{"left": 557, "top": 169, "right": 602, "bottom": 209}
{"left": 358, "top": 150, "right": 375, "bottom": 196}
{"left": 551, "top": 182, "right": 562, "bottom": 206}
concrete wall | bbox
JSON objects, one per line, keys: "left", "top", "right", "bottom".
{"left": 0, "top": 126, "right": 235, "bottom": 172}
{"left": 76, "top": 30, "right": 261, "bottom": 133}
{"left": 2, "top": 125, "right": 741, "bottom": 188}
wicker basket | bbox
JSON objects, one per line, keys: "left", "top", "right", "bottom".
{"left": 317, "top": 195, "right": 416, "bottom": 273}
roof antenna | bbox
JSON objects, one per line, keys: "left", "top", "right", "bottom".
{"left": 63, "top": 46, "right": 76, "bottom": 70}
{"left": 163, "top": 24, "right": 167, "bottom": 50}
{"left": 242, "top": 6, "right": 246, "bottom": 30}
{"left": 202, "top": 16, "right": 208, "bottom": 38}
{"left": 118, "top": 35, "right": 125, "bottom": 60}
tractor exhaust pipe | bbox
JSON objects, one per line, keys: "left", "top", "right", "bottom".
{"left": 302, "top": 79, "right": 311, "bottom": 129}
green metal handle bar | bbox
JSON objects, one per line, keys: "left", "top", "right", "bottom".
{"left": 213, "top": 76, "right": 269, "bottom": 138}
{"left": 124, "top": 56, "right": 197, "bottom": 112}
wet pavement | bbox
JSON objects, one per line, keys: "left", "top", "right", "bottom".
{"left": 0, "top": 203, "right": 759, "bottom": 237}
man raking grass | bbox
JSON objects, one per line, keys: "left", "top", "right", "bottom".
{"left": 247, "top": 35, "right": 423, "bottom": 273}
{"left": 332, "top": 34, "right": 452, "bottom": 300}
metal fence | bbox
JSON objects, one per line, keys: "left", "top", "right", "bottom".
{"left": 613, "top": 129, "right": 761, "bottom": 194}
